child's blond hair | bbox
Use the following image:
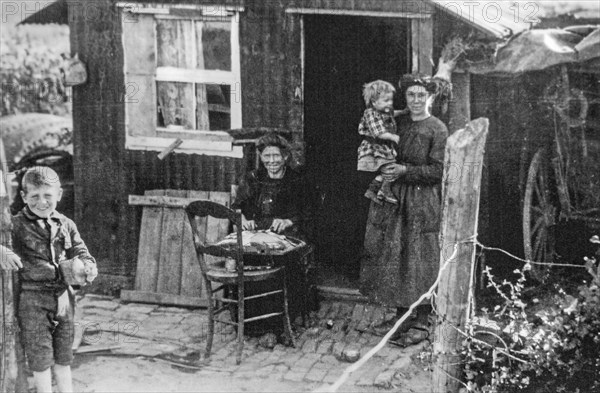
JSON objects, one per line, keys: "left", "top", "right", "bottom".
{"left": 21, "top": 166, "right": 61, "bottom": 194}
{"left": 362, "top": 80, "right": 396, "bottom": 107}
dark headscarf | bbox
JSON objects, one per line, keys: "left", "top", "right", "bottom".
{"left": 256, "top": 132, "right": 292, "bottom": 156}
{"left": 398, "top": 73, "right": 440, "bottom": 96}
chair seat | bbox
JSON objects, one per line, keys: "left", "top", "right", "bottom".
{"left": 206, "top": 266, "right": 283, "bottom": 284}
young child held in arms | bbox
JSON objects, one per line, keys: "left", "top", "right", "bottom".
{"left": 8, "top": 166, "right": 97, "bottom": 393}
{"left": 357, "top": 80, "right": 406, "bottom": 204}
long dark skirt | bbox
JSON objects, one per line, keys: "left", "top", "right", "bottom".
{"left": 359, "top": 184, "right": 441, "bottom": 308}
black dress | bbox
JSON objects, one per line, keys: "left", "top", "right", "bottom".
{"left": 233, "top": 166, "right": 312, "bottom": 238}
{"left": 232, "top": 166, "right": 315, "bottom": 335}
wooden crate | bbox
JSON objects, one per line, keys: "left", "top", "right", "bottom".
{"left": 122, "top": 189, "right": 231, "bottom": 307}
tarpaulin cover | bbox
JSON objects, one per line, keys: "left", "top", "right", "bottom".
{"left": 471, "top": 27, "right": 600, "bottom": 75}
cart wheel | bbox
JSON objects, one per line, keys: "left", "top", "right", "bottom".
{"left": 523, "top": 149, "right": 558, "bottom": 280}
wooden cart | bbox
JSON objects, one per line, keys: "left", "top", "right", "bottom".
{"left": 522, "top": 65, "right": 600, "bottom": 276}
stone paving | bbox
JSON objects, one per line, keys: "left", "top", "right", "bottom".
{"left": 73, "top": 294, "right": 432, "bottom": 391}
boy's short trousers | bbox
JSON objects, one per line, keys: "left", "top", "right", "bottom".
{"left": 18, "top": 289, "right": 75, "bottom": 372}
{"left": 357, "top": 156, "right": 396, "bottom": 172}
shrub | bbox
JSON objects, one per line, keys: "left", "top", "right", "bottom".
{"left": 463, "top": 236, "right": 600, "bottom": 392}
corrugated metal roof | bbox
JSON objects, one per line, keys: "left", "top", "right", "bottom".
{"left": 430, "top": 0, "right": 535, "bottom": 39}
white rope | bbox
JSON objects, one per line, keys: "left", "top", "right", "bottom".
{"left": 313, "top": 242, "right": 460, "bottom": 393}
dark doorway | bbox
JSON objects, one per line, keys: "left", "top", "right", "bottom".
{"left": 304, "top": 15, "right": 410, "bottom": 288}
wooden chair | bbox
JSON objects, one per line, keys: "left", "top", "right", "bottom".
{"left": 185, "top": 200, "right": 296, "bottom": 364}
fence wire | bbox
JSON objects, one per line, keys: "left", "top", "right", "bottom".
{"left": 316, "top": 234, "right": 599, "bottom": 392}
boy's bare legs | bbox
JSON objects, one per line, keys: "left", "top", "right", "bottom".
{"left": 54, "top": 364, "right": 73, "bottom": 393}
{"left": 33, "top": 365, "right": 73, "bottom": 393}
{"left": 33, "top": 369, "right": 53, "bottom": 393}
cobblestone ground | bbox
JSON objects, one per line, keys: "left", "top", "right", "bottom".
{"left": 69, "top": 294, "right": 433, "bottom": 392}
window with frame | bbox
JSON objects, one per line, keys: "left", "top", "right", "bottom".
{"left": 119, "top": 3, "right": 243, "bottom": 157}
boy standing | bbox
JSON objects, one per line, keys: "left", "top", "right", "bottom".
{"left": 9, "top": 166, "right": 97, "bottom": 393}
{"left": 357, "top": 80, "right": 405, "bottom": 204}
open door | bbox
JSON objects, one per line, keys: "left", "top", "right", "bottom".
{"left": 304, "top": 15, "right": 411, "bottom": 287}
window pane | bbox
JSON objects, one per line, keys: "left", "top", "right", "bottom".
{"left": 156, "top": 19, "right": 194, "bottom": 67}
{"left": 157, "top": 81, "right": 195, "bottom": 129}
{"left": 196, "top": 21, "right": 231, "bottom": 71}
{"left": 196, "top": 84, "right": 231, "bottom": 130}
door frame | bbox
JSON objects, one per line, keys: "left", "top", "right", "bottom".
{"left": 287, "top": 7, "right": 434, "bottom": 87}
{"left": 291, "top": 8, "right": 434, "bottom": 287}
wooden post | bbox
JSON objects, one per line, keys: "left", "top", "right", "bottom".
{"left": 1, "top": 137, "right": 20, "bottom": 393}
{"left": 432, "top": 118, "right": 489, "bottom": 392}
{"left": 447, "top": 71, "right": 471, "bottom": 134}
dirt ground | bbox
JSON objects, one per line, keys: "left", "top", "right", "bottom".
{"left": 71, "top": 354, "right": 434, "bottom": 393}
{"left": 14, "top": 294, "right": 437, "bottom": 393}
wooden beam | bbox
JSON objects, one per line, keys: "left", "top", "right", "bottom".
{"left": 157, "top": 138, "right": 183, "bottom": 160}
{"left": 411, "top": 18, "right": 433, "bottom": 75}
{"left": 155, "top": 67, "right": 235, "bottom": 84}
{"left": 432, "top": 118, "right": 489, "bottom": 392}
{"left": 316, "top": 286, "right": 369, "bottom": 303}
{"left": 128, "top": 194, "right": 206, "bottom": 208}
{"left": 286, "top": 8, "right": 432, "bottom": 18}
{"left": 120, "top": 290, "right": 208, "bottom": 308}
{"left": 75, "top": 344, "right": 122, "bottom": 354}
{"left": 115, "top": 2, "right": 244, "bottom": 15}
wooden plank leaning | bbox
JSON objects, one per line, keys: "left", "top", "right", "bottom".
{"left": 124, "top": 189, "right": 232, "bottom": 307}
{"left": 1, "top": 137, "right": 28, "bottom": 393}
{"left": 432, "top": 118, "right": 489, "bottom": 392}
{"left": 156, "top": 190, "right": 187, "bottom": 294}
{"left": 134, "top": 190, "right": 165, "bottom": 293}
{"left": 179, "top": 190, "right": 209, "bottom": 298}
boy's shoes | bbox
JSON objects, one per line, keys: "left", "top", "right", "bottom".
{"left": 370, "top": 312, "right": 423, "bottom": 336}
{"left": 389, "top": 326, "right": 430, "bottom": 347}
{"left": 364, "top": 189, "right": 383, "bottom": 205}
{"left": 377, "top": 190, "right": 398, "bottom": 204}
{"left": 378, "top": 179, "right": 398, "bottom": 204}
{"left": 371, "top": 317, "right": 398, "bottom": 336}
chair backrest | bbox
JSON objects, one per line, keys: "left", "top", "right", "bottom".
{"left": 185, "top": 200, "right": 245, "bottom": 276}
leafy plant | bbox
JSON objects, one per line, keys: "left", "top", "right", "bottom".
{"left": 463, "top": 236, "right": 600, "bottom": 392}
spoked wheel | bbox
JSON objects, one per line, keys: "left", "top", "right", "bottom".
{"left": 523, "top": 149, "right": 558, "bottom": 280}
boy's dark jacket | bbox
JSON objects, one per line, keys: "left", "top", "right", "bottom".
{"left": 11, "top": 206, "right": 95, "bottom": 287}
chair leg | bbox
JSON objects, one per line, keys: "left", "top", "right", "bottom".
{"left": 203, "top": 277, "right": 215, "bottom": 360}
{"left": 236, "top": 282, "right": 244, "bottom": 365}
{"left": 282, "top": 268, "right": 296, "bottom": 348}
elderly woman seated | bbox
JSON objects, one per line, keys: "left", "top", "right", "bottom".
{"left": 231, "top": 132, "right": 316, "bottom": 338}
{"left": 235, "top": 132, "right": 311, "bottom": 237}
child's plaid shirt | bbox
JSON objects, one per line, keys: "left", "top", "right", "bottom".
{"left": 357, "top": 107, "right": 398, "bottom": 161}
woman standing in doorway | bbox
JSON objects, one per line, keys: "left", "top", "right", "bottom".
{"left": 359, "top": 74, "right": 448, "bottom": 346}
